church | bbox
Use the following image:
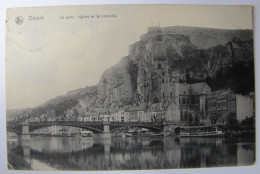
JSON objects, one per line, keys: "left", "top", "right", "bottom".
{"left": 142, "top": 32, "right": 211, "bottom": 123}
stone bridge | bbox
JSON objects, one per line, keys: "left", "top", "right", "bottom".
{"left": 7, "top": 120, "right": 187, "bottom": 140}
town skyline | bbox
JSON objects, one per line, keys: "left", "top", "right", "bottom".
{"left": 7, "top": 23, "right": 254, "bottom": 126}
{"left": 6, "top": 5, "right": 253, "bottom": 110}
{"left": 6, "top": 26, "right": 254, "bottom": 112}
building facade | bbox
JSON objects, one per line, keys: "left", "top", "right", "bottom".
{"left": 207, "top": 90, "right": 233, "bottom": 125}
{"left": 229, "top": 94, "right": 254, "bottom": 122}
{"left": 207, "top": 90, "right": 254, "bottom": 125}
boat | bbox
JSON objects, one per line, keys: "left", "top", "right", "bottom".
{"left": 135, "top": 129, "right": 164, "bottom": 137}
{"left": 126, "top": 133, "right": 132, "bottom": 137}
{"left": 124, "top": 128, "right": 164, "bottom": 137}
{"left": 126, "top": 129, "right": 138, "bottom": 137}
{"left": 111, "top": 132, "right": 126, "bottom": 138}
{"left": 81, "top": 130, "right": 93, "bottom": 137}
{"left": 180, "top": 125, "right": 224, "bottom": 137}
{"left": 148, "top": 132, "right": 164, "bottom": 137}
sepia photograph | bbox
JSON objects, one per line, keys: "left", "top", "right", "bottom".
{"left": 5, "top": 4, "right": 255, "bottom": 171}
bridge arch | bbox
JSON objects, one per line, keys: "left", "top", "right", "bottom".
{"left": 7, "top": 128, "right": 21, "bottom": 135}
{"left": 29, "top": 122, "right": 104, "bottom": 133}
{"left": 173, "top": 127, "right": 181, "bottom": 135}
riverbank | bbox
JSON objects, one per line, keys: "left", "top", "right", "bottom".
{"left": 224, "top": 130, "right": 255, "bottom": 138}
{"left": 8, "top": 148, "right": 31, "bottom": 170}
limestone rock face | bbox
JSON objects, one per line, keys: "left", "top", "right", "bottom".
{"left": 7, "top": 26, "right": 254, "bottom": 119}
{"left": 97, "top": 57, "right": 133, "bottom": 112}
{"left": 77, "top": 26, "right": 253, "bottom": 114}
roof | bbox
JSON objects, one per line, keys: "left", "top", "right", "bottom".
{"left": 210, "top": 89, "right": 233, "bottom": 96}
{"left": 124, "top": 103, "right": 147, "bottom": 112}
{"left": 189, "top": 82, "right": 210, "bottom": 95}
{"left": 147, "top": 103, "right": 166, "bottom": 112}
{"left": 178, "top": 83, "right": 190, "bottom": 95}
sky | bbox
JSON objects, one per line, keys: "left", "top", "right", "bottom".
{"left": 5, "top": 4, "right": 253, "bottom": 110}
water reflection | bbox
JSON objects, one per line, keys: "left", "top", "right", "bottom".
{"left": 8, "top": 136, "right": 255, "bottom": 170}
{"left": 30, "top": 136, "right": 93, "bottom": 153}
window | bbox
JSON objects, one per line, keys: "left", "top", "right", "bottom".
{"left": 152, "top": 79, "right": 158, "bottom": 90}
{"left": 231, "top": 100, "right": 236, "bottom": 107}
{"left": 184, "top": 111, "right": 188, "bottom": 121}
{"left": 162, "top": 78, "right": 164, "bottom": 83}
{"left": 145, "top": 81, "right": 148, "bottom": 87}
{"left": 170, "top": 92, "right": 172, "bottom": 97}
{"left": 153, "top": 98, "right": 159, "bottom": 103}
{"left": 162, "top": 92, "right": 164, "bottom": 97}
{"left": 158, "top": 64, "right": 161, "bottom": 69}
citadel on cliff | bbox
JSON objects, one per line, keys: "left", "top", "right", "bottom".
{"left": 9, "top": 26, "right": 255, "bottom": 128}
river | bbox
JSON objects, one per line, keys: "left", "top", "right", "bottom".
{"left": 7, "top": 135, "right": 255, "bottom": 170}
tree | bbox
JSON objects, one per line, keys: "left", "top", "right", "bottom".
{"left": 240, "top": 116, "right": 255, "bottom": 130}
{"left": 225, "top": 116, "right": 240, "bottom": 131}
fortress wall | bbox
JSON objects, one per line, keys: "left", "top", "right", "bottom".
{"left": 138, "top": 26, "right": 252, "bottom": 50}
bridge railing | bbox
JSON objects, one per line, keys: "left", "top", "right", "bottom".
{"left": 110, "top": 121, "right": 163, "bottom": 124}
{"left": 8, "top": 120, "right": 176, "bottom": 127}
{"left": 7, "top": 121, "right": 22, "bottom": 125}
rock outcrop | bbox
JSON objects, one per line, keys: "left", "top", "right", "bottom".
{"left": 7, "top": 26, "right": 254, "bottom": 119}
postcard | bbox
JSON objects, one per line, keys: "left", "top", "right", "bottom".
{"left": 5, "top": 4, "right": 255, "bottom": 170}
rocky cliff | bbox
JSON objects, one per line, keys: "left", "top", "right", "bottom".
{"left": 7, "top": 26, "right": 254, "bottom": 119}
